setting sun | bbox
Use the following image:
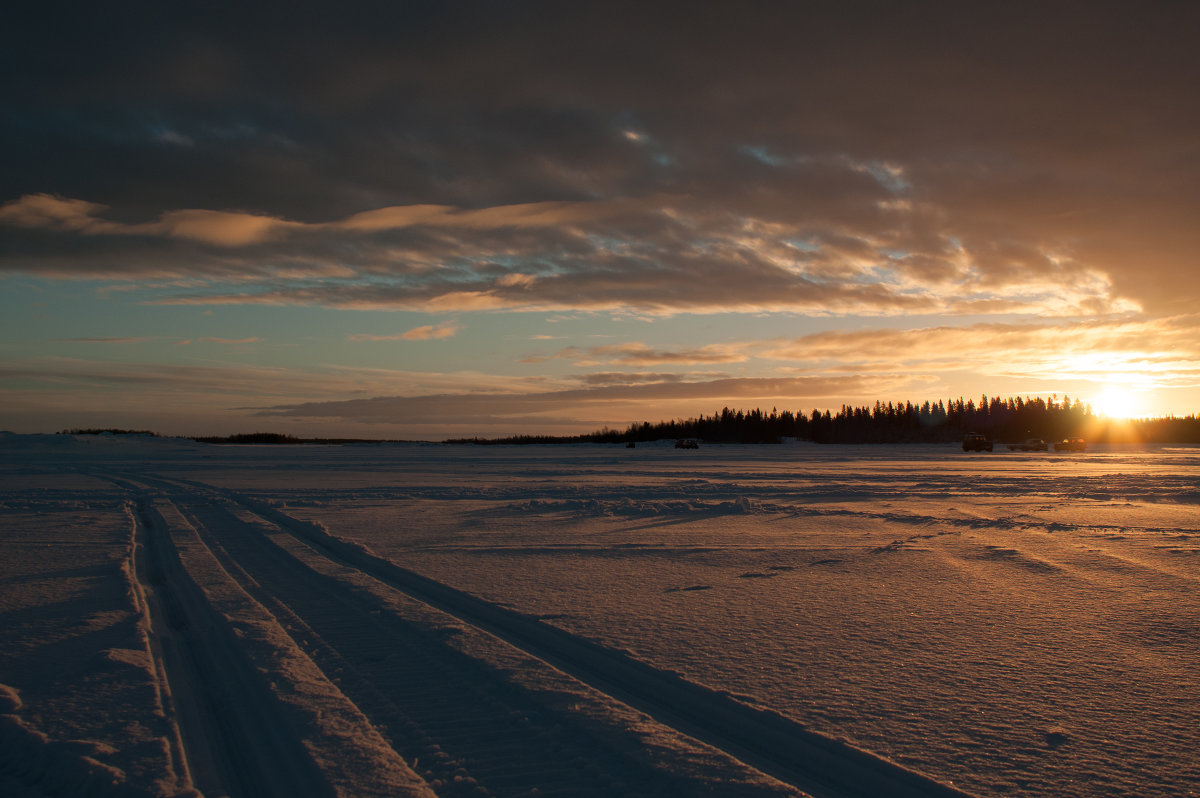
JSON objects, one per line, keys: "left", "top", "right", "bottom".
{"left": 1093, "top": 387, "right": 1145, "bottom": 419}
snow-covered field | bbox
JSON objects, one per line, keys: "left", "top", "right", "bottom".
{"left": 2, "top": 433, "right": 1198, "bottom": 798}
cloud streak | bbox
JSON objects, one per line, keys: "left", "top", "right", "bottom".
{"left": 522, "top": 342, "right": 746, "bottom": 366}
{"left": 759, "top": 317, "right": 1200, "bottom": 389}
{"left": 0, "top": 170, "right": 1148, "bottom": 317}
{"left": 0, "top": 194, "right": 655, "bottom": 246}
{"left": 348, "top": 322, "right": 461, "bottom": 341}
{"left": 253, "top": 375, "right": 895, "bottom": 428}
{"left": 56, "top": 336, "right": 153, "bottom": 344}
{"left": 174, "top": 337, "right": 263, "bottom": 346}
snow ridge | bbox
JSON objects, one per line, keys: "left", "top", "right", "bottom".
{"left": 0, "top": 692, "right": 149, "bottom": 798}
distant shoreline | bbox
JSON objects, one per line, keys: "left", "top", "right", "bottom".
{"left": 51, "top": 394, "right": 1200, "bottom": 448}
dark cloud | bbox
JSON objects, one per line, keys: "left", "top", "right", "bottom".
{"left": 56, "top": 336, "right": 153, "bottom": 344}
{"left": 524, "top": 342, "right": 746, "bottom": 366}
{"left": 253, "top": 374, "right": 887, "bottom": 426}
{"left": 4, "top": 2, "right": 1199, "bottom": 314}
{"left": 576, "top": 372, "right": 718, "bottom": 386}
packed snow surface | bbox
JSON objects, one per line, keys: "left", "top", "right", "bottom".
{"left": 2, "top": 433, "right": 1198, "bottom": 797}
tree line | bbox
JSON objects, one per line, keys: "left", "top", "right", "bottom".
{"left": 457, "top": 395, "right": 1200, "bottom": 445}
{"left": 58, "top": 428, "right": 158, "bottom": 437}
{"left": 191, "top": 432, "right": 415, "bottom": 445}
{"left": 610, "top": 396, "right": 1100, "bottom": 445}
{"left": 53, "top": 395, "right": 1200, "bottom": 445}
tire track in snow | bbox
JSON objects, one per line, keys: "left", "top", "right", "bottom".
{"left": 193, "top": 480, "right": 978, "bottom": 798}
{"left": 123, "top": 500, "right": 193, "bottom": 796}
{"left": 156, "top": 481, "right": 725, "bottom": 798}
{"left": 126, "top": 489, "right": 336, "bottom": 798}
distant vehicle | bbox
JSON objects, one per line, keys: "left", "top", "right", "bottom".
{"left": 1053, "top": 437, "right": 1086, "bottom": 452}
{"left": 625, "top": 441, "right": 637, "bottom": 448}
{"left": 1008, "top": 438, "right": 1048, "bottom": 452}
{"left": 674, "top": 439, "right": 699, "bottom": 449}
{"left": 962, "top": 432, "right": 993, "bottom": 452}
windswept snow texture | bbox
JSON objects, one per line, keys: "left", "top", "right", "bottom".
{"left": 2, "top": 434, "right": 1199, "bottom": 797}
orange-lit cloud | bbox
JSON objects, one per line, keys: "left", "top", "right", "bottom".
{"left": 759, "top": 317, "right": 1200, "bottom": 389}
{"left": 149, "top": 209, "right": 298, "bottom": 246}
{"left": 0, "top": 194, "right": 114, "bottom": 232}
{"left": 348, "top": 322, "right": 461, "bottom": 341}
{"left": 0, "top": 194, "right": 649, "bottom": 244}
{"left": 0, "top": 190, "right": 1137, "bottom": 318}
{"left": 0, "top": 195, "right": 298, "bottom": 246}
{"left": 333, "top": 198, "right": 654, "bottom": 232}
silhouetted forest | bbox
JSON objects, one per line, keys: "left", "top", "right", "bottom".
{"left": 193, "top": 432, "right": 304, "bottom": 444}
{"left": 454, "top": 395, "right": 1200, "bottom": 445}
{"left": 192, "top": 433, "right": 414, "bottom": 445}
{"left": 58, "top": 395, "right": 1200, "bottom": 446}
{"left": 58, "top": 428, "right": 158, "bottom": 437}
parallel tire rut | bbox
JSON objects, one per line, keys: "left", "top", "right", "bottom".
{"left": 153, "top": 481, "right": 709, "bottom": 798}
{"left": 128, "top": 490, "right": 335, "bottom": 798}
{"left": 123, "top": 471, "right": 977, "bottom": 798}
{"left": 184, "top": 477, "right": 975, "bottom": 798}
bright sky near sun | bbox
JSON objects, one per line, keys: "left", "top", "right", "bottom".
{"left": 2, "top": 3, "right": 1199, "bottom": 438}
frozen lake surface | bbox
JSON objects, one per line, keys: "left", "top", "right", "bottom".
{"left": 2, "top": 433, "right": 1198, "bottom": 797}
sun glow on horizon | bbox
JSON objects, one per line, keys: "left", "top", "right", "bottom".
{"left": 1093, "top": 386, "right": 1147, "bottom": 420}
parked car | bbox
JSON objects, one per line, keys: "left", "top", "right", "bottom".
{"left": 962, "top": 432, "right": 993, "bottom": 452}
{"left": 1053, "top": 437, "right": 1086, "bottom": 452}
{"left": 674, "top": 439, "right": 699, "bottom": 449}
{"left": 1008, "top": 438, "right": 1048, "bottom": 451}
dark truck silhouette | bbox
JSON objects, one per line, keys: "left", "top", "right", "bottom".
{"left": 962, "top": 432, "right": 993, "bottom": 452}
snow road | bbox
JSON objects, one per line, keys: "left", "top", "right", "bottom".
{"left": 113, "top": 470, "right": 961, "bottom": 798}
{"left": 2, "top": 434, "right": 1199, "bottom": 796}
{"left": 129, "top": 489, "right": 337, "bottom": 798}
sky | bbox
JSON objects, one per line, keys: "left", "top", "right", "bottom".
{"left": 3, "top": 1, "right": 1199, "bottom": 439}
